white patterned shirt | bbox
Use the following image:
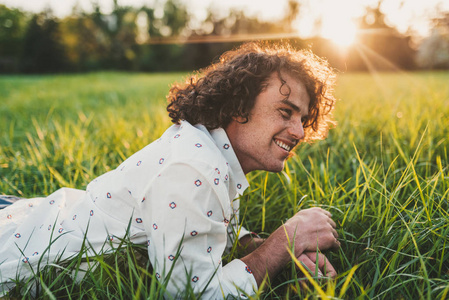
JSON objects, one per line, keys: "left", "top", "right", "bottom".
{"left": 0, "top": 121, "right": 257, "bottom": 298}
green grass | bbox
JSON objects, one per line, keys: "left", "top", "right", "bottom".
{"left": 1, "top": 71, "right": 448, "bottom": 299}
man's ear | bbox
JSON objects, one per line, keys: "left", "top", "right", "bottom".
{"left": 232, "top": 115, "right": 247, "bottom": 124}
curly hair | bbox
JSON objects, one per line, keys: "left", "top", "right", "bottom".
{"left": 167, "top": 42, "right": 337, "bottom": 142}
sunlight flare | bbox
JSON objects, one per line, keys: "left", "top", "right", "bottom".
{"left": 322, "top": 18, "right": 357, "bottom": 47}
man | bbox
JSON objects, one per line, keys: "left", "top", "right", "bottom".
{"left": 0, "top": 42, "right": 338, "bottom": 298}
{"left": 164, "top": 42, "right": 339, "bottom": 296}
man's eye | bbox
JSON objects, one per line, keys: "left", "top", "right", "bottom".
{"left": 279, "top": 108, "right": 291, "bottom": 119}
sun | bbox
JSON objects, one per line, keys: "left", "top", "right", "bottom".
{"left": 321, "top": 18, "right": 357, "bottom": 47}
{"left": 294, "top": 0, "right": 361, "bottom": 48}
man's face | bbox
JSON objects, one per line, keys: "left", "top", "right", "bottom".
{"left": 225, "top": 72, "right": 310, "bottom": 174}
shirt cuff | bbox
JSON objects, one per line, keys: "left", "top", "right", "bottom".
{"left": 222, "top": 259, "right": 258, "bottom": 298}
{"left": 237, "top": 226, "right": 251, "bottom": 240}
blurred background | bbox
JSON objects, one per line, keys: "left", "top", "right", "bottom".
{"left": 0, "top": 0, "right": 448, "bottom": 73}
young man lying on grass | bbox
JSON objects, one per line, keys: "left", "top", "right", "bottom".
{"left": 0, "top": 42, "right": 339, "bottom": 298}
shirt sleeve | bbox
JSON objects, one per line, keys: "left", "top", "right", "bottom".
{"left": 139, "top": 161, "right": 257, "bottom": 299}
{"left": 227, "top": 198, "right": 252, "bottom": 251}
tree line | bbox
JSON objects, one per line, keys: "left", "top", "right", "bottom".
{"left": 0, "top": 0, "right": 447, "bottom": 74}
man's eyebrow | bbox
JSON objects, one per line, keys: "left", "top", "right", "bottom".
{"left": 280, "top": 98, "right": 301, "bottom": 112}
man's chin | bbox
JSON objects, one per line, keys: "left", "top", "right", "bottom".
{"left": 269, "top": 162, "right": 286, "bottom": 173}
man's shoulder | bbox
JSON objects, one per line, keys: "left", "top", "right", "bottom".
{"left": 169, "top": 122, "right": 226, "bottom": 167}
{"left": 116, "top": 121, "right": 230, "bottom": 178}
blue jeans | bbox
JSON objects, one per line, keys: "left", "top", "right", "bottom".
{"left": 0, "top": 195, "right": 22, "bottom": 209}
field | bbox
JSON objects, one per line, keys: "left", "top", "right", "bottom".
{"left": 1, "top": 71, "right": 448, "bottom": 299}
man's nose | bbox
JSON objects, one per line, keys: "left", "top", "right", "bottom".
{"left": 288, "top": 118, "right": 305, "bottom": 140}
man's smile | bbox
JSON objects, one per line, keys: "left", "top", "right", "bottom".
{"left": 274, "top": 138, "right": 295, "bottom": 152}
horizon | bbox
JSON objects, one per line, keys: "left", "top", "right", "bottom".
{"left": 0, "top": 0, "right": 448, "bottom": 41}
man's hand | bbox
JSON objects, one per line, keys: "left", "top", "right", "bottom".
{"left": 240, "top": 207, "right": 339, "bottom": 286}
{"left": 284, "top": 207, "right": 340, "bottom": 255}
{"left": 296, "top": 252, "right": 337, "bottom": 278}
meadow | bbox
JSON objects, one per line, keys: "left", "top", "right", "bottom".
{"left": 0, "top": 70, "right": 448, "bottom": 299}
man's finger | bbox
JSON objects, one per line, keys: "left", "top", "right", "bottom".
{"left": 328, "top": 218, "right": 337, "bottom": 228}
{"left": 305, "top": 252, "right": 337, "bottom": 278}
{"left": 321, "top": 255, "right": 337, "bottom": 278}
{"left": 296, "top": 253, "right": 321, "bottom": 276}
{"left": 322, "top": 209, "right": 332, "bottom": 218}
{"left": 332, "top": 227, "right": 339, "bottom": 237}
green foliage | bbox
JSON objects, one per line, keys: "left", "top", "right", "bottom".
{"left": 20, "top": 12, "right": 69, "bottom": 73}
{"left": 0, "top": 5, "right": 27, "bottom": 72}
{"left": 0, "top": 1, "right": 421, "bottom": 74}
{"left": 0, "top": 5, "right": 27, "bottom": 57}
{"left": 0, "top": 1, "right": 299, "bottom": 74}
{"left": 1, "top": 71, "right": 449, "bottom": 298}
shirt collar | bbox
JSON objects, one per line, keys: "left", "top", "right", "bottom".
{"left": 208, "top": 127, "right": 249, "bottom": 195}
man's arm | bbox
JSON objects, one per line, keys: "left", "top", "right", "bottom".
{"left": 237, "top": 234, "right": 265, "bottom": 256}
{"left": 240, "top": 207, "right": 339, "bottom": 286}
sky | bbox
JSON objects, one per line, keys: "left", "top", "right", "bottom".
{"left": 1, "top": 0, "right": 448, "bottom": 40}
{"left": 0, "top": 0, "right": 287, "bottom": 20}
